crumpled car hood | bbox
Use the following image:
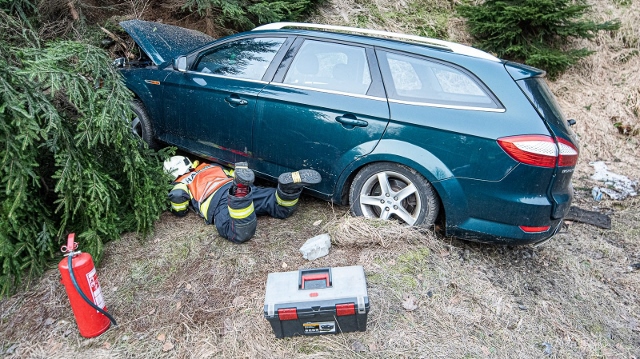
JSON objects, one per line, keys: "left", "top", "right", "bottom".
{"left": 120, "top": 20, "right": 214, "bottom": 66}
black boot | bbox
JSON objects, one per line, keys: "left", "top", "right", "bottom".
{"left": 277, "top": 169, "right": 321, "bottom": 195}
{"left": 231, "top": 162, "right": 254, "bottom": 197}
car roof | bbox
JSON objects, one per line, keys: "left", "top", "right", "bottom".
{"left": 251, "top": 22, "right": 501, "bottom": 63}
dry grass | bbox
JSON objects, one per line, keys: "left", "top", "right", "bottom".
{"left": 1, "top": 0, "right": 639, "bottom": 357}
{"left": 553, "top": 0, "right": 640, "bottom": 186}
{"left": 1, "top": 196, "right": 639, "bottom": 358}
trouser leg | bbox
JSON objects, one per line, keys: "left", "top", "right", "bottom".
{"left": 251, "top": 186, "right": 300, "bottom": 219}
{"left": 212, "top": 186, "right": 257, "bottom": 243}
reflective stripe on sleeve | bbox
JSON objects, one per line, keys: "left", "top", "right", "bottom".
{"left": 276, "top": 193, "right": 299, "bottom": 207}
{"left": 171, "top": 200, "right": 189, "bottom": 212}
{"left": 228, "top": 203, "right": 255, "bottom": 219}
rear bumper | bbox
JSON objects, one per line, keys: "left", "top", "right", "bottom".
{"left": 446, "top": 217, "right": 563, "bottom": 245}
{"left": 437, "top": 165, "right": 570, "bottom": 245}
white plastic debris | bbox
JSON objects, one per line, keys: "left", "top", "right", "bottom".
{"left": 590, "top": 161, "right": 638, "bottom": 200}
{"left": 591, "top": 187, "right": 603, "bottom": 201}
{"left": 299, "top": 233, "right": 331, "bottom": 260}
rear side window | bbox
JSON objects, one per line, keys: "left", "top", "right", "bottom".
{"left": 517, "top": 77, "right": 571, "bottom": 132}
{"left": 283, "top": 40, "right": 372, "bottom": 95}
{"left": 380, "top": 51, "right": 499, "bottom": 109}
{"left": 195, "top": 37, "right": 285, "bottom": 80}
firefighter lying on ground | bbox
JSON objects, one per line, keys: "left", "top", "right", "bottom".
{"left": 164, "top": 156, "right": 322, "bottom": 243}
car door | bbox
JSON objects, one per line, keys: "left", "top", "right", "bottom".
{"left": 161, "top": 36, "right": 289, "bottom": 164}
{"left": 253, "top": 38, "right": 390, "bottom": 196}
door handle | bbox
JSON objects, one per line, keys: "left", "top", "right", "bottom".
{"left": 336, "top": 115, "right": 368, "bottom": 128}
{"left": 225, "top": 96, "right": 248, "bottom": 106}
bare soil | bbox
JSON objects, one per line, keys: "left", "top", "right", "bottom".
{"left": 2, "top": 0, "right": 640, "bottom": 357}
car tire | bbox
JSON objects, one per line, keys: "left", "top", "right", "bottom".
{"left": 131, "top": 100, "right": 159, "bottom": 149}
{"left": 349, "top": 162, "right": 440, "bottom": 226}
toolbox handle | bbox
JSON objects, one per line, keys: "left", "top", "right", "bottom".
{"left": 299, "top": 268, "right": 332, "bottom": 289}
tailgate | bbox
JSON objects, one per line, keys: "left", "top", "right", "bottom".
{"left": 514, "top": 71, "right": 579, "bottom": 219}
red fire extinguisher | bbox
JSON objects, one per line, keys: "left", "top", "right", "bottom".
{"left": 58, "top": 233, "right": 116, "bottom": 338}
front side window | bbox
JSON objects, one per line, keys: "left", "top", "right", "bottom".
{"left": 195, "top": 37, "right": 286, "bottom": 80}
{"left": 383, "top": 52, "right": 498, "bottom": 109}
{"left": 283, "top": 40, "right": 372, "bottom": 95}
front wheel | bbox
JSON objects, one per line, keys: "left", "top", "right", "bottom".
{"left": 349, "top": 162, "right": 440, "bottom": 226}
{"left": 130, "top": 100, "right": 159, "bottom": 149}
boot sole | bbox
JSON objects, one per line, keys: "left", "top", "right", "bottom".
{"left": 234, "top": 163, "right": 255, "bottom": 186}
{"left": 278, "top": 169, "right": 321, "bottom": 186}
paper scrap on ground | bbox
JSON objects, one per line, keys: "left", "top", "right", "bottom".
{"left": 590, "top": 161, "right": 638, "bottom": 200}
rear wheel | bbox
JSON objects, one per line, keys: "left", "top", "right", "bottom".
{"left": 349, "top": 162, "right": 439, "bottom": 226}
{"left": 130, "top": 100, "right": 159, "bottom": 149}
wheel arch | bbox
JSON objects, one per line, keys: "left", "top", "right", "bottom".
{"left": 333, "top": 140, "right": 470, "bottom": 226}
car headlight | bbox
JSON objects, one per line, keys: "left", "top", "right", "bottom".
{"left": 112, "top": 57, "right": 126, "bottom": 68}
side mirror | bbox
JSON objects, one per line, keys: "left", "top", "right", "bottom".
{"left": 174, "top": 56, "right": 187, "bottom": 72}
{"left": 567, "top": 119, "right": 576, "bottom": 126}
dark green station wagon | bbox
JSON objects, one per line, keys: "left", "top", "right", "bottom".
{"left": 115, "top": 20, "right": 579, "bottom": 245}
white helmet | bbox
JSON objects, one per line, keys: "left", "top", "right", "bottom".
{"left": 163, "top": 156, "right": 193, "bottom": 179}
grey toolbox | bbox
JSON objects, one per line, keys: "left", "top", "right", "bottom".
{"left": 264, "top": 266, "right": 369, "bottom": 338}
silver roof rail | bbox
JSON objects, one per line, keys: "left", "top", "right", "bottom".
{"left": 253, "top": 22, "right": 500, "bottom": 62}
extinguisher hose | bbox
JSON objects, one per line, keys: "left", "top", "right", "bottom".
{"left": 67, "top": 255, "right": 118, "bottom": 326}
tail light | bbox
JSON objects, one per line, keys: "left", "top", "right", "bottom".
{"left": 557, "top": 137, "right": 579, "bottom": 167}
{"left": 498, "top": 135, "right": 578, "bottom": 168}
{"left": 519, "top": 225, "right": 550, "bottom": 233}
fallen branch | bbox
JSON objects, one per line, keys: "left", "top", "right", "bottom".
{"left": 67, "top": 0, "right": 79, "bottom": 21}
{"left": 99, "top": 26, "right": 129, "bottom": 53}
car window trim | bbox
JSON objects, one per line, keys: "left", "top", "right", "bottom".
{"left": 375, "top": 48, "right": 505, "bottom": 111}
{"left": 271, "top": 37, "right": 305, "bottom": 83}
{"left": 261, "top": 36, "right": 296, "bottom": 82}
{"left": 271, "top": 36, "right": 384, "bottom": 97}
{"left": 365, "top": 47, "right": 386, "bottom": 98}
{"left": 182, "top": 70, "right": 270, "bottom": 85}
{"left": 388, "top": 98, "right": 506, "bottom": 112}
{"left": 270, "top": 82, "right": 387, "bottom": 102}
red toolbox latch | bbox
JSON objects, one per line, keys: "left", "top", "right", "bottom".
{"left": 277, "top": 308, "right": 298, "bottom": 321}
{"left": 335, "top": 303, "right": 355, "bottom": 316}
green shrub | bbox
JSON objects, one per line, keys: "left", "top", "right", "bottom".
{"left": 183, "top": 0, "right": 326, "bottom": 32}
{"left": 0, "top": 11, "right": 171, "bottom": 297}
{"left": 458, "top": 0, "right": 620, "bottom": 78}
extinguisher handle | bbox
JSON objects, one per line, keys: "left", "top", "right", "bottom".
{"left": 61, "top": 233, "right": 78, "bottom": 253}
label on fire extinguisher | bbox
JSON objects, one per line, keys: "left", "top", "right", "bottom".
{"left": 86, "top": 268, "right": 105, "bottom": 310}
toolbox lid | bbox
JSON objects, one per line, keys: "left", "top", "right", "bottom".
{"left": 264, "top": 266, "right": 368, "bottom": 316}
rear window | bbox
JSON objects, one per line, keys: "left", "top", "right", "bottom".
{"left": 517, "top": 77, "right": 571, "bottom": 132}
{"left": 380, "top": 51, "right": 499, "bottom": 109}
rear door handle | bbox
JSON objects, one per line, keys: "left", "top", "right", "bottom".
{"left": 225, "top": 96, "right": 248, "bottom": 106}
{"left": 336, "top": 115, "right": 368, "bottom": 128}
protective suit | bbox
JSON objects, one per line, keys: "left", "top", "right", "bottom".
{"left": 166, "top": 158, "right": 320, "bottom": 243}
